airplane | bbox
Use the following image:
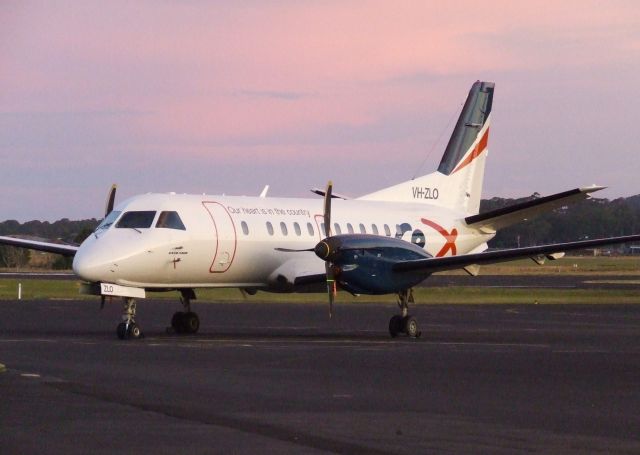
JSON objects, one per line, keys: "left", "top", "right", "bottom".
{"left": 2, "top": 80, "right": 639, "bottom": 340}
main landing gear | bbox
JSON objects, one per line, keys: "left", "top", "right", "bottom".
{"left": 388, "top": 289, "right": 421, "bottom": 339}
{"left": 117, "top": 297, "right": 143, "bottom": 340}
{"left": 170, "top": 289, "right": 200, "bottom": 334}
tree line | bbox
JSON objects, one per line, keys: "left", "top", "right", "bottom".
{"left": 482, "top": 194, "right": 640, "bottom": 249}
{"left": 1, "top": 194, "right": 639, "bottom": 268}
{"left": 0, "top": 218, "right": 97, "bottom": 269}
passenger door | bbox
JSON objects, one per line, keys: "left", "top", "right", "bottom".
{"left": 202, "top": 202, "right": 237, "bottom": 273}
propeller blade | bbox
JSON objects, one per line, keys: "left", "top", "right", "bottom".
{"left": 325, "top": 262, "right": 335, "bottom": 318}
{"left": 324, "top": 181, "right": 332, "bottom": 237}
{"left": 274, "top": 247, "right": 315, "bottom": 252}
{"left": 105, "top": 184, "right": 117, "bottom": 217}
{"left": 322, "top": 180, "right": 335, "bottom": 318}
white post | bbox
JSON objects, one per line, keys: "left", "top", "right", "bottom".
{"left": 18, "top": 283, "right": 22, "bottom": 300}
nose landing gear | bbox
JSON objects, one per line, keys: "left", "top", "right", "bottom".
{"left": 116, "top": 297, "right": 144, "bottom": 340}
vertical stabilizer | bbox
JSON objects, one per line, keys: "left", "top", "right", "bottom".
{"left": 359, "top": 81, "right": 494, "bottom": 215}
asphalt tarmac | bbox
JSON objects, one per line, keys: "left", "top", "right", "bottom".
{"left": 1, "top": 299, "right": 640, "bottom": 454}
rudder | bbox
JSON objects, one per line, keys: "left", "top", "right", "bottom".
{"left": 359, "top": 81, "right": 494, "bottom": 216}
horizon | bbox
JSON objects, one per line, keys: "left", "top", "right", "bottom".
{"left": 2, "top": 191, "right": 638, "bottom": 224}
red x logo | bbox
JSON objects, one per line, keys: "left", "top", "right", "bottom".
{"left": 420, "top": 218, "right": 458, "bottom": 257}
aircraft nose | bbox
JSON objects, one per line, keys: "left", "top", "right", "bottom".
{"left": 72, "top": 248, "right": 109, "bottom": 282}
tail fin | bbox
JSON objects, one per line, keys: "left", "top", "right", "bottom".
{"left": 358, "top": 81, "right": 494, "bottom": 215}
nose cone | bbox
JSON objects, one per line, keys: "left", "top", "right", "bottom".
{"left": 72, "top": 238, "right": 113, "bottom": 282}
{"left": 73, "top": 249, "right": 104, "bottom": 282}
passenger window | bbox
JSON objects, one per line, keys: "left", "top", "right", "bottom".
{"left": 117, "top": 211, "right": 156, "bottom": 229}
{"left": 372, "top": 224, "right": 379, "bottom": 235}
{"left": 241, "top": 221, "right": 249, "bottom": 235}
{"left": 359, "top": 223, "right": 366, "bottom": 234}
{"left": 294, "top": 222, "right": 301, "bottom": 236}
{"left": 307, "top": 222, "right": 314, "bottom": 236}
{"left": 266, "top": 222, "right": 274, "bottom": 236}
{"left": 384, "top": 224, "right": 391, "bottom": 236}
{"left": 280, "top": 222, "right": 288, "bottom": 236}
{"left": 156, "top": 211, "right": 186, "bottom": 230}
{"left": 333, "top": 223, "right": 342, "bottom": 235}
{"left": 347, "top": 223, "right": 354, "bottom": 234}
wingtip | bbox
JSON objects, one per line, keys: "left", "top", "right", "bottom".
{"left": 580, "top": 185, "right": 607, "bottom": 193}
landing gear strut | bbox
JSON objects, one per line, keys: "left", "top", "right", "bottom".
{"left": 116, "top": 297, "right": 143, "bottom": 340}
{"left": 388, "top": 289, "right": 421, "bottom": 338}
{"left": 170, "top": 289, "right": 200, "bottom": 334}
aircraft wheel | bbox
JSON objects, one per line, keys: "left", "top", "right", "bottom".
{"left": 171, "top": 312, "right": 185, "bottom": 333}
{"left": 128, "top": 322, "right": 143, "bottom": 339}
{"left": 403, "top": 316, "right": 421, "bottom": 338}
{"left": 117, "top": 322, "right": 127, "bottom": 339}
{"left": 389, "top": 315, "right": 403, "bottom": 338}
{"left": 183, "top": 312, "right": 200, "bottom": 334}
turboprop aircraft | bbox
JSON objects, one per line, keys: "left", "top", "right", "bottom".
{"left": 2, "top": 81, "right": 639, "bottom": 340}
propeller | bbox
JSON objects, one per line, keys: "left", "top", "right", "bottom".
{"left": 273, "top": 180, "right": 338, "bottom": 318}
{"left": 323, "top": 181, "right": 336, "bottom": 318}
{"left": 105, "top": 184, "right": 117, "bottom": 217}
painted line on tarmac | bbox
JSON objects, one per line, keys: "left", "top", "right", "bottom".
{"left": 0, "top": 339, "right": 58, "bottom": 343}
{"left": 480, "top": 285, "right": 576, "bottom": 288}
{"left": 583, "top": 280, "right": 640, "bottom": 285}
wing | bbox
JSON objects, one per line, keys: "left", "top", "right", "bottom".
{"left": 393, "top": 234, "right": 640, "bottom": 274}
{"left": 0, "top": 236, "right": 78, "bottom": 257}
{"left": 465, "top": 186, "right": 605, "bottom": 233}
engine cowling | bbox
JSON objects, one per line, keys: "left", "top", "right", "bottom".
{"left": 314, "top": 234, "right": 433, "bottom": 295}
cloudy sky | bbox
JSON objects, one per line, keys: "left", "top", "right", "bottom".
{"left": 1, "top": 1, "right": 639, "bottom": 221}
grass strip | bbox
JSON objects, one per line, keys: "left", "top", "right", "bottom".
{"left": 1, "top": 279, "right": 639, "bottom": 305}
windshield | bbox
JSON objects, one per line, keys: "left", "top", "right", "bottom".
{"left": 95, "top": 211, "right": 121, "bottom": 232}
{"left": 156, "top": 211, "right": 186, "bottom": 230}
{"left": 116, "top": 211, "right": 156, "bottom": 229}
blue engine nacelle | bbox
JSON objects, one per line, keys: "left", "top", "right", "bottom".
{"left": 314, "top": 234, "right": 433, "bottom": 295}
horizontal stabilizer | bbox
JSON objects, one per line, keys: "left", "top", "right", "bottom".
{"left": 393, "top": 234, "right": 640, "bottom": 274}
{"left": 465, "top": 186, "right": 605, "bottom": 233}
{"left": 0, "top": 235, "right": 78, "bottom": 257}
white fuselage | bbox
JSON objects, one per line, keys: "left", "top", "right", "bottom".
{"left": 72, "top": 193, "right": 494, "bottom": 291}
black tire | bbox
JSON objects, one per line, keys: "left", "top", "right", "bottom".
{"left": 128, "top": 322, "right": 143, "bottom": 339}
{"left": 183, "top": 312, "right": 200, "bottom": 334}
{"left": 171, "top": 312, "right": 185, "bottom": 333}
{"left": 389, "top": 315, "right": 403, "bottom": 338}
{"left": 403, "top": 316, "right": 420, "bottom": 338}
{"left": 117, "top": 322, "right": 127, "bottom": 339}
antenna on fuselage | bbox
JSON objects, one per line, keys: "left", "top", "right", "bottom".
{"left": 410, "top": 99, "right": 463, "bottom": 180}
{"left": 259, "top": 185, "right": 269, "bottom": 198}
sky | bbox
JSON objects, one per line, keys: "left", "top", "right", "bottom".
{"left": 1, "top": 0, "right": 639, "bottom": 222}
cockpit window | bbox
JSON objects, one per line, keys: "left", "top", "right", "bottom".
{"left": 116, "top": 211, "right": 156, "bottom": 229}
{"left": 156, "top": 211, "right": 186, "bottom": 230}
{"left": 95, "top": 211, "right": 121, "bottom": 232}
